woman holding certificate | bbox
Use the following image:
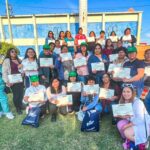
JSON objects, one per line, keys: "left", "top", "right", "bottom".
{"left": 46, "top": 78, "right": 68, "bottom": 122}
{"left": 88, "top": 43, "right": 108, "bottom": 84}
{"left": 116, "top": 84, "right": 150, "bottom": 149}
{"left": 87, "top": 31, "right": 96, "bottom": 54}
{"left": 2, "top": 48, "right": 24, "bottom": 114}
{"left": 45, "top": 31, "right": 55, "bottom": 45}
{"left": 18, "top": 48, "right": 38, "bottom": 88}
{"left": 96, "top": 30, "right": 106, "bottom": 49}
{"left": 74, "top": 42, "right": 89, "bottom": 84}
{"left": 58, "top": 31, "right": 65, "bottom": 46}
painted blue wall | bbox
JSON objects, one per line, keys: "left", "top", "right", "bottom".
{"left": 37, "top": 23, "right": 67, "bottom": 39}
{"left": 105, "top": 22, "right": 138, "bottom": 38}
{"left": 3, "top": 24, "right": 34, "bottom": 39}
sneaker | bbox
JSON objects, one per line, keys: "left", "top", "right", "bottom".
{"left": 0, "top": 111, "right": 4, "bottom": 118}
{"left": 5, "top": 112, "right": 14, "bottom": 119}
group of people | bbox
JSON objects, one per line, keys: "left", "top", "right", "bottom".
{"left": 0, "top": 26, "right": 150, "bottom": 149}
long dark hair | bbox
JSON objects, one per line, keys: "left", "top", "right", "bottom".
{"left": 59, "top": 31, "right": 65, "bottom": 39}
{"left": 5, "top": 48, "right": 20, "bottom": 61}
{"left": 105, "top": 39, "right": 114, "bottom": 49}
{"left": 24, "top": 48, "right": 37, "bottom": 60}
{"left": 48, "top": 31, "right": 55, "bottom": 39}
{"left": 50, "top": 78, "right": 62, "bottom": 94}
{"left": 93, "top": 43, "right": 102, "bottom": 55}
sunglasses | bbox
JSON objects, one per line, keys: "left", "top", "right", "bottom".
{"left": 122, "top": 83, "right": 135, "bottom": 89}
{"left": 11, "top": 50, "right": 17, "bottom": 53}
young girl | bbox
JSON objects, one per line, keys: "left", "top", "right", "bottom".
{"left": 18, "top": 48, "right": 38, "bottom": 89}
{"left": 46, "top": 78, "right": 67, "bottom": 122}
{"left": 45, "top": 31, "right": 55, "bottom": 45}
{"left": 2, "top": 48, "right": 24, "bottom": 114}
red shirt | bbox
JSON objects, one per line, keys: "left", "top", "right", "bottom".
{"left": 75, "top": 34, "right": 86, "bottom": 45}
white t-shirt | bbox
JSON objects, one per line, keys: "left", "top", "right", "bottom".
{"left": 54, "top": 47, "right": 61, "bottom": 55}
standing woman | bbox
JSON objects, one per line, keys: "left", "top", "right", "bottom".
{"left": 2, "top": 48, "right": 24, "bottom": 114}
{"left": 102, "top": 39, "right": 114, "bottom": 58}
{"left": 64, "top": 31, "right": 75, "bottom": 55}
{"left": 88, "top": 43, "right": 108, "bottom": 84}
{"left": 87, "top": 31, "right": 96, "bottom": 54}
{"left": 58, "top": 31, "right": 65, "bottom": 46}
{"left": 117, "top": 84, "right": 150, "bottom": 149}
{"left": 46, "top": 78, "right": 67, "bottom": 122}
{"left": 18, "top": 48, "right": 38, "bottom": 89}
{"left": 45, "top": 31, "right": 55, "bottom": 45}
{"left": 96, "top": 30, "right": 106, "bottom": 48}
{"left": 74, "top": 42, "right": 89, "bottom": 84}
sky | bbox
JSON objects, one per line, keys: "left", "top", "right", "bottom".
{"left": 0, "top": 0, "right": 150, "bottom": 44}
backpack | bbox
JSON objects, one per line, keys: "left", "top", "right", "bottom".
{"left": 22, "top": 107, "right": 41, "bottom": 128}
{"left": 81, "top": 109, "right": 100, "bottom": 132}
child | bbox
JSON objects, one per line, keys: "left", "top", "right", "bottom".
{"left": 23, "top": 75, "right": 47, "bottom": 118}
{"left": 0, "top": 57, "right": 14, "bottom": 119}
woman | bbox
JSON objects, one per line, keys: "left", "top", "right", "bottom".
{"left": 58, "top": 31, "right": 65, "bottom": 46}
{"left": 109, "top": 31, "right": 118, "bottom": 43}
{"left": 96, "top": 30, "right": 106, "bottom": 48}
{"left": 121, "top": 28, "right": 136, "bottom": 48}
{"left": 64, "top": 31, "right": 75, "bottom": 55}
{"left": 55, "top": 45, "right": 74, "bottom": 85}
{"left": 2, "top": 48, "right": 24, "bottom": 114}
{"left": 67, "top": 71, "right": 81, "bottom": 112}
{"left": 45, "top": 31, "right": 55, "bottom": 45}
{"left": 143, "top": 49, "right": 150, "bottom": 114}
{"left": 46, "top": 78, "right": 67, "bottom": 122}
{"left": 18, "top": 48, "right": 38, "bottom": 89}
{"left": 117, "top": 84, "right": 150, "bottom": 148}
{"left": 102, "top": 39, "right": 114, "bottom": 58}
{"left": 88, "top": 43, "right": 108, "bottom": 84}
{"left": 100, "top": 73, "right": 121, "bottom": 124}
{"left": 87, "top": 31, "right": 96, "bottom": 55}
{"left": 74, "top": 42, "right": 89, "bottom": 84}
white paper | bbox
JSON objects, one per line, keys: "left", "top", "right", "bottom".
{"left": 60, "top": 52, "right": 72, "bottom": 62}
{"left": 99, "top": 88, "right": 114, "bottom": 99}
{"left": 56, "top": 95, "right": 73, "bottom": 106}
{"left": 40, "top": 58, "right": 53, "bottom": 67}
{"left": 91, "top": 62, "right": 105, "bottom": 71}
{"left": 67, "top": 82, "right": 81, "bottom": 92}
{"left": 28, "top": 92, "right": 45, "bottom": 102}
{"left": 108, "top": 63, "right": 122, "bottom": 72}
{"left": 48, "top": 39, "right": 55, "bottom": 44}
{"left": 113, "top": 67, "right": 131, "bottom": 79}
{"left": 87, "top": 37, "right": 95, "bottom": 42}
{"left": 109, "top": 54, "right": 118, "bottom": 62}
{"left": 74, "top": 57, "right": 87, "bottom": 67}
{"left": 23, "top": 62, "right": 37, "bottom": 71}
{"left": 67, "top": 41, "right": 74, "bottom": 47}
{"left": 8, "top": 74, "right": 23, "bottom": 84}
{"left": 145, "top": 67, "right": 150, "bottom": 76}
{"left": 59, "top": 40, "right": 64, "bottom": 46}
{"left": 83, "top": 84, "right": 99, "bottom": 94}
{"left": 122, "top": 35, "right": 132, "bottom": 41}
{"left": 78, "top": 39, "right": 86, "bottom": 45}
{"left": 112, "top": 103, "right": 133, "bottom": 117}
{"left": 109, "top": 36, "right": 118, "bottom": 42}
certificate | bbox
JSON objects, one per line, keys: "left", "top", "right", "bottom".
{"left": 91, "top": 62, "right": 105, "bottom": 71}
{"left": 87, "top": 37, "right": 95, "bottom": 42}
{"left": 113, "top": 67, "right": 131, "bottom": 79}
{"left": 74, "top": 57, "right": 87, "bottom": 67}
{"left": 59, "top": 40, "right": 63, "bottom": 46}
{"left": 145, "top": 67, "right": 150, "bottom": 76}
{"left": 67, "top": 41, "right": 74, "bottom": 47}
{"left": 40, "top": 58, "right": 53, "bottom": 67}
{"left": 60, "top": 52, "right": 72, "bottom": 62}
{"left": 48, "top": 39, "right": 55, "bottom": 44}
{"left": 83, "top": 84, "right": 99, "bottom": 94}
{"left": 23, "top": 62, "right": 37, "bottom": 71}
{"left": 8, "top": 74, "right": 23, "bottom": 84}
{"left": 78, "top": 39, "right": 86, "bottom": 45}
{"left": 109, "top": 36, "right": 118, "bottom": 42}
{"left": 112, "top": 103, "right": 133, "bottom": 117}
{"left": 28, "top": 92, "right": 45, "bottom": 102}
{"left": 67, "top": 82, "right": 82, "bottom": 92}
{"left": 56, "top": 95, "right": 73, "bottom": 106}
{"left": 99, "top": 88, "right": 114, "bottom": 99}
{"left": 109, "top": 54, "right": 118, "bottom": 62}
{"left": 122, "top": 35, "right": 132, "bottom": 41}
{"left": 108, "top": 63, "right": 121, "bottom": 72}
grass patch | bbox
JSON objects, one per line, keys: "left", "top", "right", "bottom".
{"left": 0, "top": 94, "right": 148, "bottom": 150}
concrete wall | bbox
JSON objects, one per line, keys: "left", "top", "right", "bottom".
{"left": 0, "top": 12, "right": 142, "bottom": 57}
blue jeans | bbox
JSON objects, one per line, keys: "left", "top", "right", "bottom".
{"left": 77, "top": 75, "right": 88, "bottom": 84}
{"left": 25, "top": 76, "right": 30, "bottom": 89}
{"left": 144, "top": 91, "right": 150, "bottom": 115}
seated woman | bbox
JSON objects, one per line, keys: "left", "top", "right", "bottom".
{"left": 100, "top": 73, "right": 121, "bottom": 124}
{"left": 67, "top": 71, "right": 81, "bottom": 112}
{"left": 80, "top": 76, "right": 102, "bottom": 115}
{"left": 23, "top": 75, "right": 47, "bottom": 118}
{"left": 117, "top": 84, "right": 150, "bottom": 149}
{"left": 46, "top": 78, "right": 68, "bottom": 122}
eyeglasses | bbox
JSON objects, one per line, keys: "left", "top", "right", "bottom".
{"left": 122, "top": 83, "right": 135, "bottom": 89}
{"left": 11, "top": 50, "right": 17, "bottom": 53}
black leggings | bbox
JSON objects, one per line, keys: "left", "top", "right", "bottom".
{"left": 11, "top": 82, "right": 24, "bottom": 110}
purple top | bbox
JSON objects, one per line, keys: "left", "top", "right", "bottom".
{"left": 10, "top": 60, "right": 20, "bottom": 74}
